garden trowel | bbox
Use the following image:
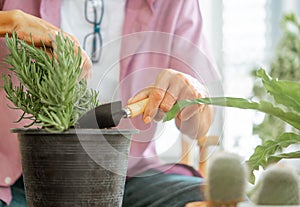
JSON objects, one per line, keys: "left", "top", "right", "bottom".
{"left": 78, "top": 98, "right": 149, "bottom": 129}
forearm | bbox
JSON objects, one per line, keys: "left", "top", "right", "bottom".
{"left": 0, "top": 10, "right": 17, "bottom": 37}
{"left": 175, "top": 105, "right": 214, "bottom": 139}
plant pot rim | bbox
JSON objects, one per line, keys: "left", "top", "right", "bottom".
{"left": 11, "top": 128, "right": 139, "bottom": 135}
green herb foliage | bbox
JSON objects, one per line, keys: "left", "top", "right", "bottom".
{"left": 2, "top": 32, "right": 98, "bottom": 132}
{"left": 163, "top": 68, "right": 300, "bottom": 183}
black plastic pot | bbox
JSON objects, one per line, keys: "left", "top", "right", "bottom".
{"left": 12, "top": 128, "right": 136, "bottom": 207}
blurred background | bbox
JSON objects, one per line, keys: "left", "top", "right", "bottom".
{"left": 200, "top": 0, "right": 300, "bottom": 157}
{"left": 156, "top": 0, "right": 300, "bottom": 172}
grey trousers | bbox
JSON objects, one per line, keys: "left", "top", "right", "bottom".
{"left": 122, "top": 170, "right": 204, "bottom": 207}
{"left": 1, "top": 170, "right": 204, "bottom": 207}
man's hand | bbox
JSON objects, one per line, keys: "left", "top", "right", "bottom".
{"left": 0, "top": 10, "right": 92, "bottom": 79}
{"left": 128, "top": 69, "right": 213, "bottom": 138}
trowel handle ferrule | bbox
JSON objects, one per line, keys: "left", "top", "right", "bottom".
{"left": 123, "top": 98, "right": 149, "bottom": 118}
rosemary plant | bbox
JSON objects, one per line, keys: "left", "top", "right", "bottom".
{"left": 2, "top": 32, "right": 98, "bottom": 132}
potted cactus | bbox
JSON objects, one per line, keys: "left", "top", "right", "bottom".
{"left": 253, "top": 166, "right": 300, "bottom": 205}
{"left": 185, "top": 152, "right": 248, "bottom": 207}
{"left": 1, "top": 32, "right": 135, "bottom": 206}
{"left": 238, "top": 165, "right": 300, "bottom": 207}
{"left": 204, "top": 152, "right": 248, "bottom": 207}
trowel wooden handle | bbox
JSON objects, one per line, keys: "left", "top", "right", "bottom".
{"left": 125, "top": 98, "right": 149, "bottom": 118}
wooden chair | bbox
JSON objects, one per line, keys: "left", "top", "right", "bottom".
{"left": 180, "top": 134, "right": 220, "bottom": 207}
{"left": 180, "top": 135, "right": 220, "bottom": 176}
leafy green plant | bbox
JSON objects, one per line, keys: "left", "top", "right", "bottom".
{"left": 163, "top": 68, "right": 300, "bottom": 183}
{"left": 252, "top": 13, "right": 300, "bottom": 143}
{"left": 1, "top": 32, "right": 98, "bottom": 132}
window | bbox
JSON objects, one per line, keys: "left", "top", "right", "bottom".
{"left": 222, "top": 0, "right": 267, "bottom": 158}
{"left": 202, "top": 0, "right": 300, "bottom": 159}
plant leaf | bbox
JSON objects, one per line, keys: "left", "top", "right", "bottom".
{"left": 268, "top": 150, "right": 300, "bottom": 163}
{"left": 256, "top": 68, "right": 300, "bottom": 113}
{"left": 163, "top": 97, "right": 300, "bottom": 130}
{"left": 246, "top": 132, "right": 300, "bottom": 183}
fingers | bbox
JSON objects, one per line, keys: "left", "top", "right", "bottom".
{"left": 177, "top": 85, "right": 204, "bottom": 121}
{"left": 127, "top": 87, "right": 166, "bottom": 123}
{"left": 128, "top": 69, "right": 208, "bottom": 124}
{"left": 79, "top": 50, "right": 93, "bottom": 80}
{"left": 5, "top": 9, "right": 92, "bottom": 81}
{"left": 142, "top": 71, "right": 171, "bottom": 123}
{"left": 14, "top": 10, "right": 60, "bottom": 47}
{"left": 127, "top": 87, "right": 152, "bottom": 105}
{"left": 151, "top": 87, "right": 178, "bottom": 121}
{"left": 159, "top": 84, "right": 178, "bottom": 112}
{"left": 143, "top": 87, "right": 166, "bottom": 123}
{"left": 129, "top": 88, "right": 177, "bottom": 123}
{"left": 153, "top": 108, "right": 165, "bottom": 122}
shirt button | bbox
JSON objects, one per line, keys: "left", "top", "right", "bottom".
{"left": 4, "top": 177, "right": 11, "bottom": 185}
